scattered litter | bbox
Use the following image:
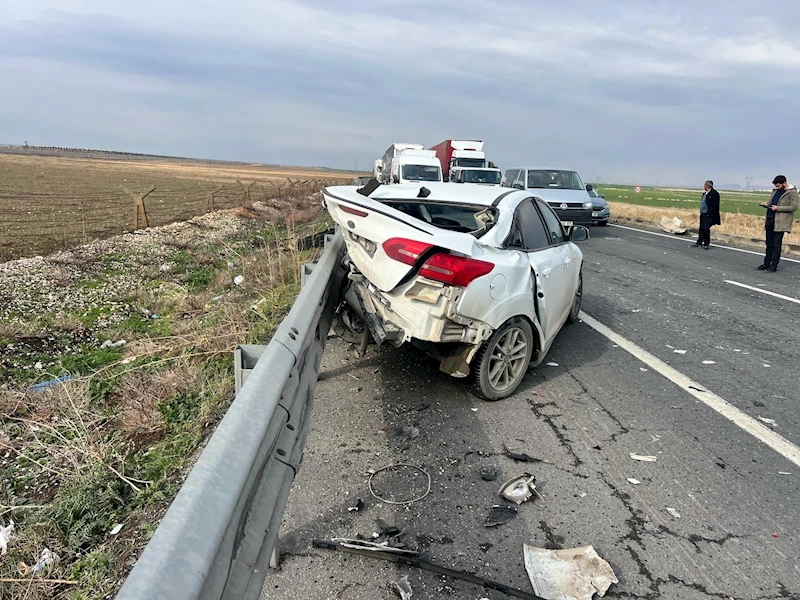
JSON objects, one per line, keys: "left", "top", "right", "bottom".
{"left": 772, "top": 533, "right": 779, "bottom": 538}
{"left": 393, "top": 574, "right": 413, "bottom": 600}
{"left": 330, "top": 538, "right": 418, "bottom": 555}
{"left": 665, "top": 508, "right": 681, "bottom": 519}
{"left": 233, "top": 275, "right": 245, "bottom": 286}
{"left": 28, "top": 548, "right": 60, "bottom": 574}
{"left": 665, "top": 344, "right": 674, "bottom": 349}
{"left": 498, "top": 474, "right": 541, "bottom": 505}
{"left": 650, "top": 435, "right": 662, "bottom": 442}
{"left": 733, "top": 349, "right": 741, "bottom": 352}
{"left": 757, "top": 416, "right": 778, "bottom": 427}
{"left": 630, "top": 454, "right": 657, "bottom": 462}
{"left": 632, "top": 309, "right": 641, "bottom": 313}
{"left": 579, "top": 493, "right": 587, "bottom": 498}
{"left": 368, "top": 464, "right": 431, "bottom": 505}
{"left": 643, "top": 522, "right": 663, "bottom": 536}
{"left": 626, "top": 478, "right": 641, "bottom": 485}
{"left": 226, "top": 259, "right": 237, "bottom": 267}
{"left": 778, "top": 472, "right": 791, "bottom": 476}
{"left": 27, "top": 375, "right": 71, "bottom": 394}
{"left": 34, "top": 361, "right": 43, "bottom": 371}
{"left": 523, "top": 544, "right": 618, "bottom": 600}
{"left": 395, "top": 425, "right": 419, "bottom": 440}
{"left": 484, "top": 505, "right": 517, "bottom": 527}
{"left": 702, "top": 360, "right": 716, "bottom": 365}
{"left": 109, "top": 523, "right": 124, "bottom": 536}
{"left": 121, "top": 357, "right": 135, "bottom": 365}
{"left": 503, "top": 446, "right": 543, "bottom": 463}
{"left": 688, "top": 386, "right": 706, "bottom": 393}
{"left": 658, "top": 215, "right": 687, "bottom": 235}
{"left": 0, "top": 520, "right": 13, "bottom": 555}
{"left": 763, "top": 364, "right": 771, "bottom": 368}
{"left": 375, "top": 519, "right": 402, "bottom": 537}
{"left": 348, "top": 498, "right": 365, "bottom": 513}
{"left": 546, "top": 362, "right": 559, "bottom": 367}
{"left": 100, "top": 339, "right": 127, "bottom": 349}
{"left": 349, "top": 387, "right": 362, "bottom": 393}
{"left": 639, "top": 367, "right": 648, "bottom": 372}
{"left": 159, "top": 263, "right": 171, "bottom": 272}
{"left": 673, "top": 349, "right": 687, "bottom": 354}
{"left": 771, "top": 395, "right": 786, "bottom": 399}
{"left": 471, "top": 408, "right": 479, "bottom": 412}
{"left": 347, "top": 373, "right": 360, "bottom": 380}
{"left": 480, "top": 465, "right": 500, "bottom": 482}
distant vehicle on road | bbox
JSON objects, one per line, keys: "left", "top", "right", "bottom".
{"left": 450, "top": 166, "right": 502, "bottom": 186}
{"left": 430, "top": 140, "right": 487, "bottom": 181}
{"left": 378, "top": 143, "right": 443, "bottom": 185}
{"left": 501, "top": 168, "right": 593, "bottom": 228}
{"left": 323, "top": 182, "right": 589, "bottom": 400}
{"left": 587, "top": 187, "right": 610, "bottom": 225}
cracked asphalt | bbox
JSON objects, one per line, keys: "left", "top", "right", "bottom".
{"left": 262, "top": 224, "right": 799, "bottom": 600}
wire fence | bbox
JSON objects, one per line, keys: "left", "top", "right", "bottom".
{"left": 0, "top": 177, "right": 351, "bottom": 261}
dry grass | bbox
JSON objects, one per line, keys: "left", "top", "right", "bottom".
{"left": 609, "top": 202, "right": 800, "bottom": 246}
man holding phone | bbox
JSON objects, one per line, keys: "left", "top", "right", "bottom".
{"left": 758, "top": 175, "right": 799, "bottom": 272}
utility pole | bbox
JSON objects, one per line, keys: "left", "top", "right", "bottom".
{"left": 745, "top": 176, "right": 754, "bottom": 190}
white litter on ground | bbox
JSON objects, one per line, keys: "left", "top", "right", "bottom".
{"left": 524, "top": 544, "right": 618, "bottom": 600}
{"left": 546, "top": 362, "right": 559, "bottom": 367}
{"left": 626, "top": 478, "right": 641, "bottom": 485}
{"left": 702, "top": 360, "right": 716, "bottom": 365}
{"left": 0, "top": 520, "right": 13, "bottom": 555}
{"left": 630, "top": 454, "right": 657, "bottom": 462}
{"left": 673, "top": 349, "right": 687, "bottom": 354}
{"left": 757, "top": 416, "right": 778, "bottom": 427}
{"left": 666, "top": 507, "right": 681, "bottom": 519}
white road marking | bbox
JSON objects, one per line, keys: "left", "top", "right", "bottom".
{"left": 579, "top": 311, "right": 800, "bottom": 468}
{"left": 724, "top": 280, "right": 800, "bottom": 305}
{"left": 607, "top": 223, "right": 800, "bottom": 264}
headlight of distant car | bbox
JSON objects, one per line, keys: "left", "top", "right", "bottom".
{"left": 582, "top": 201, "right": 592, "bottom": 209}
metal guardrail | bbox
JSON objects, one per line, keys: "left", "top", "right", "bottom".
{"left": 117, "top": 231, "right": 344, "bottom": 600}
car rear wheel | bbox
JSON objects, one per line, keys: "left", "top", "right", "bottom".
{"left": 567, "top": 274, "right": 582, "bottom": 323}
{"left": 468, "top": 318, "right": 534, "bottom": 401}
{"left": 598, "top": 220, "right": 608, "bottom": 226}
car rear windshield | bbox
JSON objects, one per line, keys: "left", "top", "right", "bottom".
{"left": 382, "top": 201, "right": 495, "bottom": 236}
{"left": 527, "top": 170, "right": 583, "bottom": 190}
{"left": 402, "top": 165, "right": 441, "bottom": 181}
{"left": 463, "top": 170, "right": 501, "bottom": 184}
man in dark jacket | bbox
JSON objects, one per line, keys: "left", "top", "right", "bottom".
{"left": 693, "top": 180, "right": 721, "bottom": 249}
{"left": 757, "top": 175, "right": 799, "bottom": 272}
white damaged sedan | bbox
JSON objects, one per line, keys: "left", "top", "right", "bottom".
{"left": 323, "top": 181, "right": 588, "bottom": 400}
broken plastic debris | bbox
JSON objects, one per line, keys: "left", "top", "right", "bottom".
{"left": 702, "top": 360, "right": 716, "bottom": 365}
{"left": 673, "top": 349, "right": 687, "bottom": 354}
{"left": 395, "top": 425, "right": 419, "bottom": 440}
{"left": 375, "top": 519, "right": 402, "bottom": 537}
{"left": 666, "top": 507, "right": 681, "bottom": 519}
{"left": 100, "top": 339, "right": 127, "bottom": 349}
{"left": 110, "top": 523, "right": 124, "bottom": 535}
{"left": 34, "top": 361, "right": 43, "bottom": 370}
{"left": 27, "top": 375, "right": 71, "bottom": 394}
{"left": 658, "top": 215, "right": 687, "bottom": 235}
{"left": 348, "top": 498, "right": 365, "bottom": 513}
{"left": 763, "top": 364, "right": 771, "bottom": 368}
{"left": 30, "top": 548, "right": 59, "bottom": 574}
{"left": 503, "top": 447, "right": 542, "bottom": 463}
{"left": 471, "top": 408, "right": 479, "bottom": 412}
{"left": 626, "top": 478, "right": 641, "bottom": 485}
{"left": 393, "top": 574, "right": 413, "bottom": 600}
{"left": 330, "top": 538, "right": 418, "bottom": 555}
{"left": 639, "top": 367, "right": 648, "bottom": 372}
{"left": 757, "top": 416, "right": 778, "bottom": 427}
{"left": 523, "top": 544, "right": 618, "bottom": 600}
{"left": 778, "top": 472, "right": 791, "bottom": 476}
{"left": 546, "top": 362, "right": 559, "bottom": 367}
{"left": 498, "top": 474, "right": 539, "bottom": 504}
{"left": 480, "top": 464, "right": 500, "bottom": 481}
{"left": 484, "top": 505, "right": 517, "bottom": 527}
{"left": 0, "top": 520, "right": 13, "bottom": 555}
{"left": 233, "top": 275, "right": 245, "bottom": 286}
{"left": 630, "top": 454, "right": 657, "bottom": 462}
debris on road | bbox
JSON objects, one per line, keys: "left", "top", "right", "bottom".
{"left": 330, "top": 538, "right": 418, "bottom": 555}
{"left": 499, "top": 474, "right": 541, "bottom": 505}
{"left": 778, "top": 472, "right": 791, "bottom": 476}
{"left": 233, "top": 274, "right": 245, "bottom": 286}
{"left": 546, "top": 362, "right": 559, "bottom": 367}
{"left": 673, "top": 349, "right": 687, "bottom": 354}
{"left": 375, "top": 519, "right": 402, "bottom": 537}
{"left": 658, "top": 216, "right": 688, "bottom": 235}
{"left": 30, "top": 548, "right": 60, "bottom": 575}
{"left": 109, "top": 523, "right": 124, "bottom": 535}
{"left": 368, "top": 464, "right": 431, "bottom": 505}
{"left": 99, "top": 339, "right": 127, "bottom": 349}
{"left": 393, "top": 575, "right": 413, "bottom": 600}
{"left": 702, "top": 360, "right": 716, "bottom": 365}
{"left": 348, "top": 498, "right": 365, "bottom": 513}
{"left": 639, "top": 367, "right": 648, "bottom": 372}
{"left": 395, "top": 425, "right": 420, "bottom": 440}
{"left": 626, "top": 478, "right": 641, "bottom": 485}
{"left": 666, "top": 507, "right": 681, "bottom": 519}
{"left": 523, "top": 544, "right": 618, "bottom": 600}
{"left": 757, "top": 416, "right": 778, "bottom": 427}
{"left": 630, "top": 453, "right": 658, "bottom": 462}
{"left": 480, "top": 464, "right": 500, "bottom": 481}
{"left": 471, "top": 407, "right": 479, "bottom": 412}
{"left": 503, "top": 446, "right": 543, "bottom": 463}
{"left": 27, "top": 375, "right": 71, "bottom": 394}
{"left": 484, "top": 505, "right": 518, "bottom": 527}
{"left": 0, "top": 520, "right": 13, "bottom": 555}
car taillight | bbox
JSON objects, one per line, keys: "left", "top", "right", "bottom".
{"left": 420, "top": 253, "right": 494, "bottom": 287}
{"left": 339, "top": 204, "right": 368, "bottom": 217}
{"left": 382, "top": 238, "right": 434, "bottom": 266}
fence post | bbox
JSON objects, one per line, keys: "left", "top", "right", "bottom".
{"left": 206, "top": 185, "right": 224, "bottom": 213}
{"left": 120, "top": 185, "right": 156, "bottom": 230}
{"left": 237, "top": 180, "right": 255, "bottom": 209}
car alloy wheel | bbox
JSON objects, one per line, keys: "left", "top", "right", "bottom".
{"left": 469, "top": 318, "right": 533, "bottom": 401}
{"left": 567, "top": 273, "right": 582, "bottom": 324}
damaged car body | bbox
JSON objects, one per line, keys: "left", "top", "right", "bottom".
{"left": 323, "top": 181, "right": 588, "bottom": 400}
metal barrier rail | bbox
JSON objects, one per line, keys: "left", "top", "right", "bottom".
{"left": 117, "top": 231, "right": 344, "bottom": 600}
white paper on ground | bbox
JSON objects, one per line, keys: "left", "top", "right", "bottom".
{"left": 524, "top": 544, "right": 618, "bottom": 600}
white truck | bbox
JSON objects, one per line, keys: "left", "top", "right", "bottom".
{"left": 379, "top": 143, "right": 442, "bottom": 184}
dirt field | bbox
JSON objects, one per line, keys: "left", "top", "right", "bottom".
{"left": 0, "top": 152, "right": 358, "bottom": 260}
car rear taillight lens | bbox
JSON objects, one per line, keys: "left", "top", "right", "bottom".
{"left": 420, "top": 253, "right": 494, "bottom": 287}
{"left": 339, "top": 204, "right": 368, "bottom": 217}
{"left": 383, "top": 238, "right": 434, "bottom": 266}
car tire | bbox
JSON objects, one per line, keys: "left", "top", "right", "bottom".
{"left": 567, "top": 273, "right": 582, "bottom": 324}
{"left": 468, "top": 317, "right": 534, "bottom": 401}
{"left": 598, "top": 220, "right": 608, "bottom": 226}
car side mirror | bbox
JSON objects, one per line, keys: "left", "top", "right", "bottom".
{"left": 585, "top": 184, "right": 593, "bottom": 192}
{"left": 570, "top": 225, "right": 590, "bottom": 242}
{"left": 600, "top": 194, "right": 605, "bottom": 198}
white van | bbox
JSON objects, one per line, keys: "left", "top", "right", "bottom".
{"left": 501, "top": 167, "right": 594, "bottom": 227}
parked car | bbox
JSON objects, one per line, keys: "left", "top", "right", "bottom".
{"left": 501, "top": 168, "right": 593, "bottom": 227}
{"left": 587, "top": 186, "right": 610, "bottom": 225}
{"left": 322, "top": 182, "right": 589, "bottom": 400}
{"left": 450, "top": 166, "right": 502, "bottom": 186}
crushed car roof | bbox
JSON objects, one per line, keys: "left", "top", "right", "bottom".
{"left": 325, "top": 182, "right": 519, "bottom": 207}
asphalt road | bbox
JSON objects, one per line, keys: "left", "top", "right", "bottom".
{"left": 263, "top": 224, "right": 800, "bottom": 600}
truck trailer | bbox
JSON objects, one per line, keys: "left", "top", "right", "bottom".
{"left": 379, "top": 143, "right": 442, "bottom": 185}
{"left": 430, "top": 140, "right": 487, "bottom": 181}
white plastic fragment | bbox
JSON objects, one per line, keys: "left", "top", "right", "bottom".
{"left": 524, "top": 544, "right": 618, "bottom": 600}
{"left": 630, "top": 454, "right": 657, "bottom": 462}
{"left": 639, "top": 367, "right": 648, "bottom": 372}
{"left": 100, "top": 339, "right": 127, "bottom": 349}
{"left": 626, "top": 478, "right": 641, "bottom": 485}
{"left": 757, "top": 416, "right": 778, "bottom": 427}
{"left": 0, "top": 519, "right": 13, "bottom": 555}
{"left": 763, "top": 364, "right": 771, "bottom": 368}
{"left": 393, "top": 574, "right": 413, "bottom": 599}
{"left": 702, "top": 360, "right": 716, "bottom": 365}
{"left": 110, "top": 523, "right": 124, "bottom": 535}
{"left": 30, "top": 548, "right": 59, "bottom": 574}
{"left": 471, "top": 408, "right": 478, "bottom": 412}
{"left": 666, "top": 507, "right": 681, "bottom": 519}
{"left": 233, "top": 275, "right": 245, "bottom": 286}
{"left": 673, "top": 349, "right": 687, "bottom": 354}
{"left": 778, "top": 472, "right": 791, "bottom": 475}
{"left": 546, "top": 362, "right": 559, "bottom": 367}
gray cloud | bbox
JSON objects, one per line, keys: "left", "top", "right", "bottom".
{"left": 1, "top": 0, "right": 799, "bottom": 185}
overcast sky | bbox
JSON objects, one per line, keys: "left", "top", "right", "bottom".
{"left": 1, "top": 0, "right": 799, "bottom": 186}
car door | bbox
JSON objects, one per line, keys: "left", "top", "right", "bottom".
{"left": 536, "top": 199, "right": 579, "bottom": 322}
{"left": 508, "top": 199, "right": 566, "bottom": 343}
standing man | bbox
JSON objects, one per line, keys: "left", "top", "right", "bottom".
{"left": 758, "top": 175, "right": 799, "bottom": 272}
{"left": 693, "top": 180, "right": 721, "bottom": 249}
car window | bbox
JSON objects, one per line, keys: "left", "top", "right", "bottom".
{"left": 508, "top": 199, "right": 549, "bottom": 250}
{"left": 502, "top": 169, "right": 519, "bottom": 188}
{"left": 526, "top": 170, "right": 584, "bottom": 190}
{"left": 536, "top": 200, "right": 566, "bottom": 245}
